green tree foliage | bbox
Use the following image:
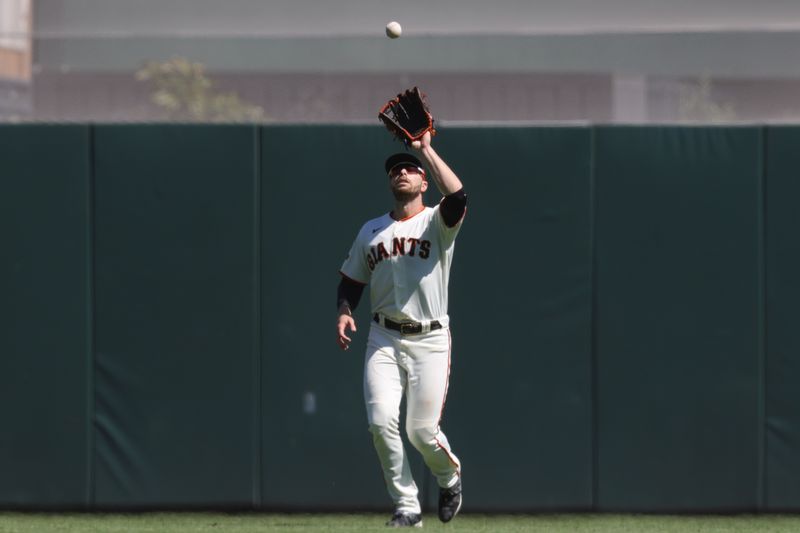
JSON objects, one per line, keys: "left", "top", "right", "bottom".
{"left": 679, "top": 76, "right": 737, "bottom": 122}
{"left": 135, "top": 57, "right": 265, "bottom": 122}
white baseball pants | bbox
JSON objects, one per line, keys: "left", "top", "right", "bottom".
{"left": 364, "top": 323, "right": 461, "bottom": 514}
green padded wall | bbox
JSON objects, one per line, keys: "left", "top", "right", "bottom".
{"left": 764, "top": 127, "right": 800, "bottom": 510}
{"left": 0, "top": 126, "right": 91, "bottom": 508}
{"left": 259, "top": 125, "right": 416, "bottom": 510}
{"left": 5, "top": 124, "right": 800, "bottom": 512}
{"left": 432, "top": 127, "right": 594, "bottom": 511}
{"left": 594, "top": 127, "right": 762, "bottom": 511}
{"left": 92, "top": 125, "right": 259, "bottom": 507}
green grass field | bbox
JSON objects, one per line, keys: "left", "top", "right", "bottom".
{"left": 2, "top": 513, "right": 800, "bottom": 533}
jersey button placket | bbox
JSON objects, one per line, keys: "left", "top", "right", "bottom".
{"left": 391, "top": 227, "right": 404, "bottom": 309}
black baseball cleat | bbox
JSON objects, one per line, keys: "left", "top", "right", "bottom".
{"left": 386, "top": 511, "right": 423, "bottom": 528}
{"left": 438, "top": 479, "right": 462, "bottom": 523}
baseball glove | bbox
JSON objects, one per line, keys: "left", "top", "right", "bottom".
{"left": 378, "top": 87, "right": 436, "bottom": 144}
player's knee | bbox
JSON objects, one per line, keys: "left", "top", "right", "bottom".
{"left": 367, "top": 403, "right": 400, "bottom": 432}
{"left": 368, "top": 412, "right": 401, "bottom": 440}
{"left": 369, "top": 422, "right": 402, "bottom": 451}
{"left": 406, "top": 425, "right": 437, "bottom": 452}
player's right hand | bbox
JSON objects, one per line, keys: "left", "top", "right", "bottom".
{"left": 336, "top": 314, "right": 357, "bottom": 351}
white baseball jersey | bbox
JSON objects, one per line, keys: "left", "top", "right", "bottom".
{"left": 340, "top": 204, "right": 464, "bottom": 324}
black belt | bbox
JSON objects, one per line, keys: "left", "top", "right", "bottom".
{"left": 374, "top": 314, "right": 442, "bottom": 335}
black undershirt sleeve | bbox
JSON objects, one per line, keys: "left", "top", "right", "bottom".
{"left": 337, "top": 275, "right": 366, "bottom": 311}
{"left": 440, "top": 188, "right": 467, "bottom": 228}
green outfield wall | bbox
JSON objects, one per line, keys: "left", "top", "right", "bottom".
{"left": 0, "top": 124, "right": 797, "bottom": 512}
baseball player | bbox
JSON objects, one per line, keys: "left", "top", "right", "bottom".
{"left": 336, "top": 131, "right": 466, "bottom": 527}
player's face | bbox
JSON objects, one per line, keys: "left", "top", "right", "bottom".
{"left": 389, "top": 164, "right": 428, "bottom": 200}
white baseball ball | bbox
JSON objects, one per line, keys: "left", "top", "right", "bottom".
{"left": 386, "top": 21, "right": 402, "bottom": 39}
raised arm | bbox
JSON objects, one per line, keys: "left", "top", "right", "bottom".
{"left": 411, "top": 131, "right": 463, "bottom": 196}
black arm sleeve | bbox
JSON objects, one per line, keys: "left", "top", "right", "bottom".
{"left": 337, "top": 275, "right": 366, "bottom": 311}
{"left": 440, "top": 188, "right": 467, "bottom": 228}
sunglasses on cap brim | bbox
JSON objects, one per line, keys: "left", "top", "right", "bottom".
{"left": 388, "top": 164, "right": 425, "bottom": 176}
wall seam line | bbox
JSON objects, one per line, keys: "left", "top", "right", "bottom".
{"left": 253, "top": 125, "right": 263, "bottom": 509}
{"left": 758, "top": 126, "right": 768, "bottom": 511}
{"left": 86, "top": 124, "right": 97, "bottom": 509}
{"left": 589, "top": 125, "right": 599, "bottom": 512}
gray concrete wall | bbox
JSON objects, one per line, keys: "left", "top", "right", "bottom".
{"left": 32, "top": 0, "right": 800, "bottom": 36}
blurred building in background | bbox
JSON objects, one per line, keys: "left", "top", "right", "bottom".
{"left": 0, "top": 0, "right": 31, "bottom": 120}
{"left": 3, "top": 0, "right": 800, "bottom": 123}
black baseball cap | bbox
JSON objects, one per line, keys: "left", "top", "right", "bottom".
{"left": 385, "top": 153, "right": 425, "bottom": 175}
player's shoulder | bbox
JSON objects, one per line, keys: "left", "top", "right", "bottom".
{"left": 356, "top": 212, "right": 393, "bottom": 237}
{"left": 427, "top": 202, "right": 447, "bottom": 221}
{"left": 408, "top": 206, "right": 439, "bottom": 226}
{"left": 423, "top": 205, "right": 439, "bottom": 220}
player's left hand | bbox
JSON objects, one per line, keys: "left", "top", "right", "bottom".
{"left": 411, "top": 130, "right": 432, "bottom": 151}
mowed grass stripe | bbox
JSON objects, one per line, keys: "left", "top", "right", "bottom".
{"left": 2, "top": 513, "right": 800, "bottom": 533}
